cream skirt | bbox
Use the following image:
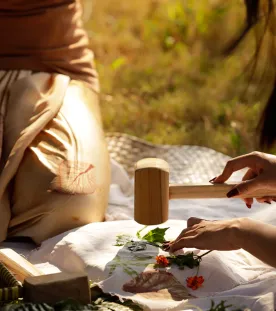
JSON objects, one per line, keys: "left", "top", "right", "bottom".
{"left": 0, "top": 71, "right": 110, "bottom": 244}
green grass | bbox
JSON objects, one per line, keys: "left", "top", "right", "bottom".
{"left": 84, "top": 0, "right": 272, "bottom": 157}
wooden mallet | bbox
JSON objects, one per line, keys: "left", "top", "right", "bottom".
{"left": 134, "top": 158, "right": 275, "bottom": 225}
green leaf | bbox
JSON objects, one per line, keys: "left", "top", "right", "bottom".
{"left": 167, "top": 252, "right": 200, "bottom": 270}
{"left": 140, "top": 227, "right": 169, "bottom": 243}
{"left": 2, "top": 303, "right": 53, "bottom": 311}
{"left": 114, "top": 234, "right": 132, "bottom": 246}
{"left": 207, "top": 299, "right": 244, "bottom": 311}
{"left": 54, "top": 299, "right": 87, "bottom": 311}
{"left": 136, "top": 226, "right": 147, "bottom": 239}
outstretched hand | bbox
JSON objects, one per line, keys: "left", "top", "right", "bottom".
{"left": 164, "top": 217, "right": 243, "bottom": 253}
{"left": 210, "top": 151, "right": 276, "bottom": 208}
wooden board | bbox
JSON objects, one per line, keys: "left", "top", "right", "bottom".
{"left": 0, "top": 248, "right": 44, "bottom": 283}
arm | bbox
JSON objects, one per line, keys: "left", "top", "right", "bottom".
{"left": 239, "top": 218, "right": 276, "bottom": 268}
{"left": 167, "top": 217, "right": 276, "bottom": 268}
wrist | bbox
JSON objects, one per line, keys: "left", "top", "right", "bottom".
{"left": 230, "top": 217, "right": 253, "bottom": 249}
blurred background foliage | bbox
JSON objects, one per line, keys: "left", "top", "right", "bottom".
{"left": 84, "top": 0, "right": 274, "bottom": 157}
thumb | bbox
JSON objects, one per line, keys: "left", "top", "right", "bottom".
{"left": 227, "top": 177, "right": 261, "bottom": 198}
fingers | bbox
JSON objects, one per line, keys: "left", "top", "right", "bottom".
{"left": 187, "top": 217, "right": 204, "bottom": 227}
{"left": 172, "top": 227, "right": 198, "bottom": 245}
{"left": 242, "top": 168, "right": 258, "bottom": 181}
{"left": 175, "top": 218, "right": 204, "bottom": 242}
{"left": 166, "top": 218, "right": 208, "bottom": 252}
{"left": 169, "top": 236, "right": 202, "bottom": 253}
{"left": 163, "top": 218, "right": 205, "bottom": 251}
{"left": 226, "top": 176, "right": 262, "bottom": 198}
{"left": 256, "top": 196, "right": 276, "bottom": 204}
{"left": 243, "top": 197, "right": 253, "bottom": 208}
{"left": 177, "top": 218, "right": 205, "bottom": 241}
{"left": 241, "top": 169, "right": 257, "bottom": 208}
{"left": 163, "top": 229, "right": 197, "bottom": 252}
{"left": 256, "top": 197, "right": 272, "bottom": 204}
{"left": 211, "top": 152, "right": 262, "bottom": 183}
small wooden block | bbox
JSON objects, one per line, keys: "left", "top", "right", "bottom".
{"left": 23, "top": 271, "right": 91, "bottom": 305}
{"left": 0, "top": 249, "right": 44, "bottom": 283}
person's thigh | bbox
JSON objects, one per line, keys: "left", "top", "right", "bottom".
{"left": 8, "top": 80, "right": 110, "bottom": 244}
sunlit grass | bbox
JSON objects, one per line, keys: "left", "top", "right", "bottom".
{"left": 84, "top": 0, "right": 272, "bottom": 157}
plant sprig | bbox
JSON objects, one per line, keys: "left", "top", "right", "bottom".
{"left": 208, "top": 300, "right": 247, "bottom": 311}
{"left": 167, "top": 252, "right": 200, "bottom": 269}
{"left": 136, "top": 226, "right": 169, "bottom": 246}
{"left": 156, "top": 250, "right": 212, "bottom": 270}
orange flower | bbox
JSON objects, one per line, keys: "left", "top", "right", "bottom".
{"left": 155, "top": 255, "right": 169, "bottom": 267}
{"left": 186, "top": 275, "right": 204, "bottom": 290}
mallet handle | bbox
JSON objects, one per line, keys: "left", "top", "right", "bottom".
{"left": 169, "top": 183, "right": 276, "bottom": 199}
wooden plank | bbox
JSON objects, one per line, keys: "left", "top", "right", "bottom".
{"left": 0, "top": 248, "right": 44, "bottom": 283}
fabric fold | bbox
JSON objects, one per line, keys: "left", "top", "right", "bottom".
{"left": 0, "top": 73, "right": 70, "bottom": 241}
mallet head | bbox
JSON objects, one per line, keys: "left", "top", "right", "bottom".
{"left": 134, "top": 158, "right": 169, "bottom": 225}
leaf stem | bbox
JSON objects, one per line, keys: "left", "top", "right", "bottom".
{"left": 198, "top": 250, "right": 212, "bottom": 259}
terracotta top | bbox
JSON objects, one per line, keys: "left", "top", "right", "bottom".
{"left": 0, "top": 0, "right": 98, "bottom": 90}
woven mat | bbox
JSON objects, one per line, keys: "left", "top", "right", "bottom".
{"left": 105, "top": 133, "right": 243, "bottom": 184}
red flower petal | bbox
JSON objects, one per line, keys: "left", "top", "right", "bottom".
{"left": 186, "top": 276, "right": 204, "bottom": 290}
{"left": 155, "top": 255, "right": 169, "bottom": 267}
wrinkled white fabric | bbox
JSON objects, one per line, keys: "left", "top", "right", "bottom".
{"left": 3, "top": 158, "right": 276, "bottom": 310}
{"left": 28, "top": 220, "right": 276, "bottom": 311}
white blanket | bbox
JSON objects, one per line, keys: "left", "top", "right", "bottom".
{"left": 28, "top": 220, "right": 276, "bottom": 311}
{"left": 3, "top": 158, "right": 276, "bottom": 310}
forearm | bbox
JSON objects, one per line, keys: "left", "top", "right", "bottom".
{"left": 237, "top": 218, "right": 276, "bottom": 268}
